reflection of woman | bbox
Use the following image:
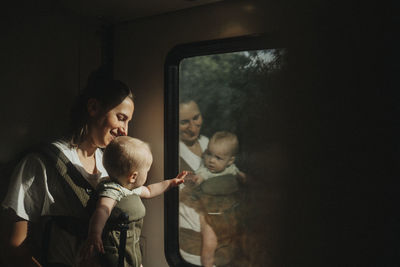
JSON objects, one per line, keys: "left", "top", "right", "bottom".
{"left": 178, "top": 99, "right": 211, "bottom": 266}
{"left": 179, "top": 99, "right": 208, "bottom": 172}
{"left": 1, "top": 71, "right": 135, "bottom": 266}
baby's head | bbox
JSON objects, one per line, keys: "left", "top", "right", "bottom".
{"left": 203, "top": 131, "right": 238, "bottom": 173}
{"left": 103, "top": 136, "right": 153, "bottom": 189}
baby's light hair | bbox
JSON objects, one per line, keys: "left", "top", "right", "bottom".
{"left": 209, "top": 131, "right": 239, "bottom": 156}
{"left": 103, "top": 136, "right": 153, "bottom": 181}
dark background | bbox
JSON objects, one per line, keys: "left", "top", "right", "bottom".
{"left": 175, "top": 2, "right": 400, "bottom": 266}
{"left": 1, "top": 0, "right": 399, "bottom": 266}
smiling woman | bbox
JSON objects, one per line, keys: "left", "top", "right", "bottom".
{"left": 88, "top": 96, "right": 134, "bottom": 148}
{"left": 69, "top": 71, "right": 135, "bottom": 148}
{"left": 0, "top": 68, "right": 135, "bottom": 266}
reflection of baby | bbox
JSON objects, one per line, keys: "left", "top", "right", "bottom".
{"left": 195, "top": 131, "right": 240, "bottom": 184}
{"left": 192, "top": 131, "right": 242, "bottom": 267}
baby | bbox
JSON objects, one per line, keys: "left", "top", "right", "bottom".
{"left": 81, "top": 136, "right": 186, "bottom": 266}
{"left": 184, "top": 131, "right": 243, "bottom": 267}
{"left": 191, "top": 131, "right": 241, "bottom": 185}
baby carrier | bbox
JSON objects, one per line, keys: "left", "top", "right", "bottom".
{"left": 100, "top": 187, "right": 146, "bottom": 267}
{"left": 180, "top": 174, "right": 243, "bottom": 266}
{"left": 38, "top": 144, "right": 144, "bottom": 267}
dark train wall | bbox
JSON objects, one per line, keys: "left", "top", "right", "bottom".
{"left": 114, "top": 1, "right": 399, "bottom": 266}
{"left": 1, "top": 0, "right": 399, "bottom": 266}
{"left": 0, "top": 3, "right": 103, "bottom": 161}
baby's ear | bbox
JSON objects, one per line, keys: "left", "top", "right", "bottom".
{"left": 129, "top": 171, "right": 138, "bottom": 184}
{"left": 228, "top": 156, "right": 235, "bottom": 166}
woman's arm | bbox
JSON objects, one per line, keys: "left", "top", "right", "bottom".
{"left": 1, "top": 154, "right": 51, "bottom": 267}
{"left": 1, "top": 210, "right": 42, "bottom": 267}
{"left": 200, "top": 214, "right": 218, "bottom": 267}
{"left": 140, "top": 171, "right": 187, "bottom": 199}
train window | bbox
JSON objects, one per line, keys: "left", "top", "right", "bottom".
{"left": 165, "top": 35, "right": 286, "bottom": 266}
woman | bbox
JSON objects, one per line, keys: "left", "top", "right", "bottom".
{"left": 1, "top": 70, "right": 135, "bottom": 267}
{"left": 178, "top": 99, "right": 209, "bottom": 173}
{"left": 179, "top": 99, "right": 245, "bottom": 267}
{"left": 178, "top": 98, "right": 218, "bottom": 266}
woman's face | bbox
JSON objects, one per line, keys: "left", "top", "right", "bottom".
{"left": 179, "top": 101, "right": 203, "bottom": 145}
{"left": 89, "top": 97, "right": 134, "bottom": 148}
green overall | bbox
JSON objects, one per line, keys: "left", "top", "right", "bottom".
{"left": 179, "top": 174, "right": 242, "bottom": 266}
{"left": 38, "top": 145, "right": 145, "bottom": 267}
{"left": 101, "top": 193, "right": 146, "bottom": 267}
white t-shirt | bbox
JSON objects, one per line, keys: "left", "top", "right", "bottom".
{"left": 2, "top": 140, "right": 109, "bottom": 222}
{"left": 196, "top": 163, "right": 240, "bottom": 181}
{"left": 179, "top": 135, "right": 209, "bottom": 231}
{"left": 179, "top": 135, "right": 209, "bottom": 171}
{"left": 178, "top": 135, "right": 209, "bottom": 265}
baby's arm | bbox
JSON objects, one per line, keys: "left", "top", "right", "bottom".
{"left": 81, "top": 197, "right": 117, "bottom": 258}
{"left": 140, "top": 171, "right": 187, "bottom": 199}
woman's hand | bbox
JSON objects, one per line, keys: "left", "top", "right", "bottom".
{"left": 237, "top": 171, "right": 247, "bottom": 183}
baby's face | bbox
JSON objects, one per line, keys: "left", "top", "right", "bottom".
{"left": 203, "top": 142, "right": 234, "bottom": 173}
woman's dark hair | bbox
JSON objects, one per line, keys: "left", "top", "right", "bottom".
{"left": 179, "top": 92, "right": 199, "bottom": 105}
{"left": 69, "top": 68, "right": 134, "bottom": 146}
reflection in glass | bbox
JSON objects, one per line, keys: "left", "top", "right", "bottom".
{"left": 178, "top": 49, "right": 286, "bottom": 266}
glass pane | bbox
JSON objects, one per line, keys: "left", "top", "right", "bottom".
{"left": 178, "top": 49, "right": 286, "bottom": 266}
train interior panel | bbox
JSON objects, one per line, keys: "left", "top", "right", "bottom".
{"left": 0, "top": 0, "right": 399, "bottom": 266}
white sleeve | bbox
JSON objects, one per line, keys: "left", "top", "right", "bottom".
{"left": 2, "top": 154, "right": 53, "bottom": 222}
{"left": 131, "top": 186, "right": 143, "bottom": 196}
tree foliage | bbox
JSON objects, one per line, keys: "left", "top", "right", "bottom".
{"left": 179, "top": 49, "right": 286, "bottom": 154}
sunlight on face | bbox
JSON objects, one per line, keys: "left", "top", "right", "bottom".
{"left": 90, "top": 97, "right": 134, "bottom": 148}
{"left": 179, "top": 101, "right": 203, "bottom": 145}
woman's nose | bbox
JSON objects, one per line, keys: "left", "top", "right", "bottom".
{"left": 118, "top": 128, "right": 127, "bottom": 136}
{"left": 118, "top": 123, "right": 128, "bottom": 136}
{"left": 188, "top": 121, "right": 197, "bottom": 131}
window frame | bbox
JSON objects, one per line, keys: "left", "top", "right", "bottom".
{"left": 164, "top": 33, "right": 281, "bottom": 266}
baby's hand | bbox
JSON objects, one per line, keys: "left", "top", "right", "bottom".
{"left": 192, "top": 174, "right": 204, "bottom": 185}
{"left": 176, "top": 171, "right": 189, "bottom": 179}
{"left": 184, "top": 173, "right": 203, "bottom": 186}
{"left": 80, "top": 234, "right": 105, "bottom": 260}
{"left": 170, "top": 171, "right": 188, "bottom": 186}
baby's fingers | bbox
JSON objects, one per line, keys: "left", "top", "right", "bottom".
{"left": 177, "top": 171, "right": 186, "bottom": 178}
{"left": 170, "top": 178, "right": 184, "bottom": 186}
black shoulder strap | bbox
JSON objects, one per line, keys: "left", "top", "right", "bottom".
{"left": 40, "top": 143, "right": 93, "bottom": 207}
{"left": 38, "top": 143, "right": 95, "bottom": 266}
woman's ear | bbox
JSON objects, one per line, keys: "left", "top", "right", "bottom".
{"left": 128, "top": 171, "right": 138, "bottom": 184}
{"left": 87, "top": 98, "right": 101, "bottom": 117}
